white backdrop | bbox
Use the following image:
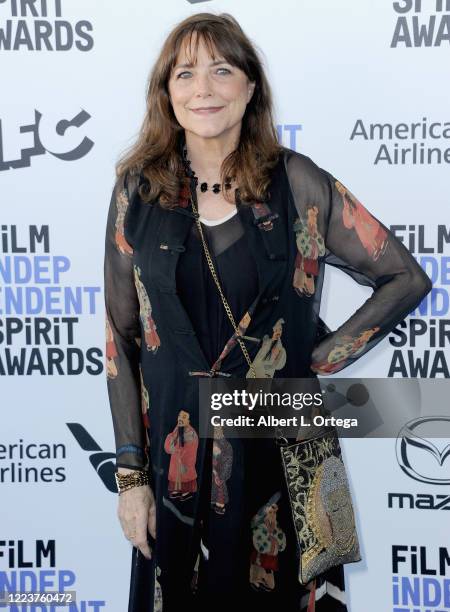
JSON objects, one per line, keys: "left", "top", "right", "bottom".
{"left": 1, "top": 1, "right": 449, "bottom": 610}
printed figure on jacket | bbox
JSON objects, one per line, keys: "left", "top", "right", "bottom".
{"left": 335, "top": 181, "right": 388, "bottom": 261}
{"left": 211, "top": 425, "right": 233, "bottom": 516}
{"left": 154, "top": 565, "right": 163, "bottom": 612}
{"left": 133, "top": 264, "right": 161, "bottom": 353}
{"left": 311, "top": 326, "right": 380, "bottom": 374}
{"left": 105, "top": 312, "right": 118, "bottom": 379}
{"left": 212, "top": 311, "right": 253, "bottom": 372}
{"left": 293, "top": 205, "right": 326, "bottom": 297}
{"left": 114, "top": 189, "right": 134, "bottom": 256}
{"left": 139, "top": 366, "right": 150, "bottom": 429}
{"left": 246, "top": 318, "right": 287, "bottom": 378}
{"left": 139, "top": 365, "right": 151, "bottom": 457}
{"left": 249, "top": 491, "right": 287, "bottom": 591}
{"left": 164, "top": 410, "right": 199, "bottom": 502}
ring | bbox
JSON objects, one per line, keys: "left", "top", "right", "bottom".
{"left": 128, "top": 532, "right": 136, "bottom": 539}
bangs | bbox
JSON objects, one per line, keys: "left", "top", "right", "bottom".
{"left": 170, "top": 26, "right": 249, "bottom": 75}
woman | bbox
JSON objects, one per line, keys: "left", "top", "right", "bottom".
{"left": 103, "top": 12, "right": 432, "bottom": 612}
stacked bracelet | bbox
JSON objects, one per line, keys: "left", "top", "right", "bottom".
{"left": 114, "top": 469, "right": 150, "bottom": 494}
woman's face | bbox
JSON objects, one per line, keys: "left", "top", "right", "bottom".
{"left": 167, "top": 35, "right": 255, "bottom": 141}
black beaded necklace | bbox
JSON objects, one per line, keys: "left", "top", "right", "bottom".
{"left": 182, "top": 146, "right": 233, "bottom": 194}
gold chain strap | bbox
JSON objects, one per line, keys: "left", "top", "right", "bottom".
{"left": 190, "top": 195, "right": 256, "bottom": 378}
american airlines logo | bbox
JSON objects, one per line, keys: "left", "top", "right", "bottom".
{"left": 67, "top": 423, "right": 117, "bottom": 493}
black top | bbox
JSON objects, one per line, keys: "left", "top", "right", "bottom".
{"left": 175, "top": 210, "right": 259, "bottom": 366}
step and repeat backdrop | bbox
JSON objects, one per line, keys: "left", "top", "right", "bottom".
{"left": 1, "top": 1, "right": 449, "bottom": 610}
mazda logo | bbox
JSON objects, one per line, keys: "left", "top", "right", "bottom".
{"left": 396, "top": 416, "right": 450, "bottom": 485}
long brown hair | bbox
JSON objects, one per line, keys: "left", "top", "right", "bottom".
{"left": 116, "top": 12, "right": 283, "bottom": 208}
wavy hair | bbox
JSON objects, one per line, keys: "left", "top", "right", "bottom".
{"left": 115, "top": 12, "right": 283, "bottom": 208}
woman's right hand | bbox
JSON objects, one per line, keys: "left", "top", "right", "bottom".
{"left": 117, "top": 468, "right": 156, "bottom": 560}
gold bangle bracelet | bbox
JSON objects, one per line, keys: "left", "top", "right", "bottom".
{"left": 115, "top": 469, "right": 149, "bottom": 494}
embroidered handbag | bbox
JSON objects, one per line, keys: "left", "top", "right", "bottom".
{"left": 189, "top": 184, "right": 361, "bottom": 587}
{"left": 276, "top": 427, "right": 361, "bottom": 584}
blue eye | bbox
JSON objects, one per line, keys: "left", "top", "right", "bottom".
{"left": 176, "top": 67, "right": 231, "bottom": 79}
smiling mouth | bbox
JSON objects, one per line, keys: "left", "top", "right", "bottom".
{"left": 190, "top": 107, "right": 224, "bottom": 114}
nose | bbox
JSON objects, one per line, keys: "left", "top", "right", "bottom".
{"left": 194, "top": 72, "right": 213, "bottom": 98}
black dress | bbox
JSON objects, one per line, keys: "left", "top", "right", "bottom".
{"left": 175, "top": 209, "right": 347, "bottom": 611}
